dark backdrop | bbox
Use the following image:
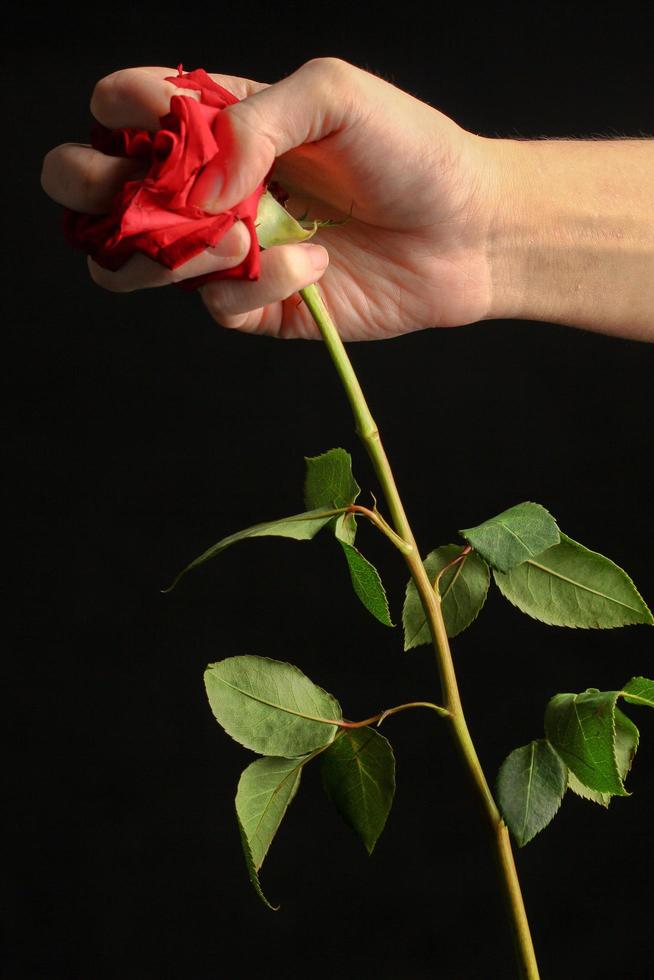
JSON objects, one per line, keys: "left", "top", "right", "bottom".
{"left": 6, "top": 4, "right": 654, "bottom": 978}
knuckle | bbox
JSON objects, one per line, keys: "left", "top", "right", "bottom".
{"left": 227, "top": 98, "right": 277, "bottom": 161}
{"left": 303, "top": 57, "right": 354, "bottom": 87}
{"left": 299, "top": 58, "right": 362, "bottom": 130}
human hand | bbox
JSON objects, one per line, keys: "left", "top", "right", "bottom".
{"left": 42, "top": 58, "right": 500, "bottom": 340}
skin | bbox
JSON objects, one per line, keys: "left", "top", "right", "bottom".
{"left": 41, "top": 58, "right": 654, "bottom": 342}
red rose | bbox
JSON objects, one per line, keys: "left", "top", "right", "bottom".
{"left": 62, "top": 65, "right": 270, "bottom": 291}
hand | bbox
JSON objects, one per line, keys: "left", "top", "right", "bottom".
{"left": 42, "top": 58, "right": 500, "bottom": 341}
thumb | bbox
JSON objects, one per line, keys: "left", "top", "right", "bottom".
{"left": 188, "top": 58, "right": 358, "bottom": 213}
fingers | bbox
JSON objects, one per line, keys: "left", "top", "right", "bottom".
{"left": 87, "top": 221, "right": 251, "bottom": 292}
{"left": 42, "top": 66, "right": 272, "bottom": 213}
{"left": 89, "top": 66, "right": 269, "bottom": 131}
{"left": 187, "top": 57, "right": 363, "bottom": 214}
{"left": 199, "top": 241, "right": 329, "bottom": 334}
{"left": 41, "top": 143, "right": 147, "bottom": 213}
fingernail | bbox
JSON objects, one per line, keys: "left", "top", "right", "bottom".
{"left": 303, "top": 243, "right": 329, "bottom": 270}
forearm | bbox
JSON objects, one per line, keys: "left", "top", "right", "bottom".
{"left": 483, "top": 136, "right": 654, "bottom": 341}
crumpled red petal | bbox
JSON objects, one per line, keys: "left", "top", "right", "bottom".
{"left": 62, "top": 64, "right": 267, "bottom": 291}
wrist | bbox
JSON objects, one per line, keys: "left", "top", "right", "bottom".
{"left": 479, "top": 135, "right": 654, "bottom": 341}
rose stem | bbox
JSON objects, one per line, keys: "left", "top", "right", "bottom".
{"left": 299, "top": 282, "right": 540, "bottom": 980}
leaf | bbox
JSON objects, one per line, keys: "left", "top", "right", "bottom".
{"left": 566, "top": 679, "right": 650, "bottom": 806}
{"left": 622, "top": 676, "right": 654, "bottom": 710}
{"left": 339, "top": 541, "right": 393, "bottom": 626}
{"left": 235, "top": 756, "right": 306, "bottom": 908}
{"left": 566, "top": 769, "right": 609, "bottom": 807}
{"left": 304, "top": 447, "right": 361, "bottom": 550}
{"left": 567, "top": 707, "right": 639, "bottom": 807}
{"left": 163, "top": 508, "right": 337, "bottom": 591}
{"left": 496, "top": 739, "right": 567, "bottom": 847}
{"left": 205, "top": 655, "right": 342, "bottom": 757}
{"left": 461, "top": 502, "right": 560, "bottom": 573}
{"left": 236, "top": 756, "right": 304, "bottom": 869}
{"left": 321, "top": 727, "right": 396, "bottom": 854}
{"left": 304, "top": 448, "right": 360, "bottom": 511}
{"left": 493, "top": 533, "right": 654, "bottom": 628}
{"left": 236, "top": 812, "right": 278, "bottom": 910}
{"left": 544, "top": 688, "right": 628, "bottom": 795}
{"left": 402, "top": 545, "right": 490, "bottom": 649}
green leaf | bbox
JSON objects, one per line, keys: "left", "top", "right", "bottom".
{"left": 339, "top": 541, "right": 393, "bottom": 626}
{"left": 493, "top": 533, "right": 654, "bottom": 628}
{"left": 236, "top": 812, "right": 278, "bottom": 910}
{"left": 611, "top": 707, "right": 639, "bottom": 778}
{"left": 205, "top": 655, "right": 342, "bottom": 757}
{"left": 235, "top": 755, "right": 306, "bottom": 908}
{"left": 461, "top": 502, "right": 560, "bottom": 573}
{"left": 566, "top": 769, "right": 609, "bottom": 808}
{"left": 236, "top": 756, "right": 304, "bottom": 869}
{"left": 567, "top": 707, "right": 639, "bottom": 807}
{"left": 566, "top": 679, "right": 649, "bottom": 806}
{"left": 163, "top": 508, "right": 337, "bottom": 591}
{"left": 496, "top": 739, "right": 567, "bottom": 847}
{"left": 622, "top": 676, "right": 654, "bottom": 710}
{"left": 304, "top": 448, "right": 361, "bottom": 547}
{"left": 321, "top": 727, "right": 396, "bottom": 854}
{"left": 544, "top": 689, "right": 628, "bottom": 795}
{"left": 304, "top": 448, "right": 360, "bottom": 512}
{"left": 402, "top": 545, "right": 490, "bottom": 648}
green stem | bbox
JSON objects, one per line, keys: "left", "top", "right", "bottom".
{"left": 300, "top": 283, "right": 540, "bottom": 980}
{"left": 348, "top": 504, "right": 414, "bottom": 555}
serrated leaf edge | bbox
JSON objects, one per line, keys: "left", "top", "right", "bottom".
{"left": 339, "top": 540, "right": 394, "bottom": 627}
{"left": 564, "top": 702, "right": 640, "bottom": 806}
{"left": 236, "top": 811, "right": 279, "bottom": 910}
{"left": 566, "top": 767, "right": 611, "bottom": 808}
{"left": 493, "top": 532, "right": 653, "bottom": 629}
{"left": 303, "top": 447, "right": 361, "bottom": 511}
{"left": 460, "top": 501, "right": 561, "bottom": 572}
{"left": 236, "top": 757, "right": 304, "bottom": 871}
{"left": 546, "top": 690, "right": 628, "bottom": 797}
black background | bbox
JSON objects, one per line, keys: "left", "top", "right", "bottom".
{"left": 6, "top": 4, "right": 654, "bottom": 978}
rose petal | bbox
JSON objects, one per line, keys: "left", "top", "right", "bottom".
{"left": 62, "top": 65, "right": 264, "bottom": 290}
